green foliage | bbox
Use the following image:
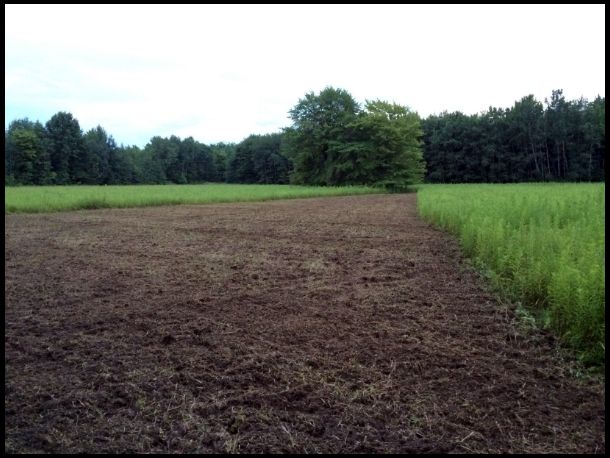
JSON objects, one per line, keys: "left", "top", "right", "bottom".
{"left": 82, "top": 126, "right": 131, "bottom": 184}
{"left": 209, "top": 142, "right": 236, "bottom": 182}
{"left": 12, "top": 128, "right": 51, "bottom": 185}
{"left": 45, "top": 112, "right": 86, "bottom": 184}
{"left": 182, "top": 137, "right": 217, "bottom": 183}
{"left": 4, "top": 184, "right": 383, "bottom": 214}
{"left": 285, "top": 87, "right": 425, "bottom": 188}
{"left": 418, "top": 183, "right": 605, "bottom": 365}
{"left": 422, "top": 91, "right": 605, "bottom": 183}
{"left": 348, "top": 100, "right": 425, "bottom": 188}
{"left": 11, "top": 129, "right": 39, "bottom": 184}
{"left": 5, "top": 112, "right": 228, "bottom": 187}
{"left": 5, "top": 119, "right": 51, "bottom": 185}
{"left": 227, "top": 133, "right": 291, "bottom": 184}
{"left": 130, "top": 135, "right": 219, "bottom": 184}
{"left": 4, "top": 89, "right": 604, "bottom": 187}
{"left": 286, "top": 87, "right": 361, "bottom": 185}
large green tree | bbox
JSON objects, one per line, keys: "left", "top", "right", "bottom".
{"left": 344, "top": 100, "right": 425, "bottom": 188}
{"left": 285, "top": 87, "right": 360, "bottom": 185}
{"left": 209, "top": 142, "right": 236, "bottom": 182}
{"left": 509, "top": 95, "right": 546, "bottom": 180}
{"left": 5, "top": 119, "right": 51, "bottom": 184}
{"left": 45, "top": 112, "right": 85, "bottom": 184}
{"left": 285, "top": 87, "right": 424, "bottom": 188}
{"left": 11, "top": 128, "right": 50, "bottom": 184}
{"left": 180, "top": 137, "right": 217, "bottom": 183}
{"left": 83, "top": 126, "right": 111, "bottom": 183}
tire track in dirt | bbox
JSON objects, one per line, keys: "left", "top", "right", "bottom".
{"left": 4, "top": 194, "right": 605, "bottom": 453}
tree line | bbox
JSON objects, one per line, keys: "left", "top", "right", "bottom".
{"left": 4, "top": 88, "right": 605, "bottom": 187}
{"left": 423, "top": 90, "right": 605, "bottom": 182}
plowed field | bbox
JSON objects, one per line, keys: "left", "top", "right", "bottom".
{"left": 4, "top": 194, "right": 605, "bottom": 453}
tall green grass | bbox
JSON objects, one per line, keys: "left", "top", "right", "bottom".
{"left": 418, "top": 183, "right": 605, "bottom": 365}
{"left": 4, "top": 183, "right": 383, "bottom": 214}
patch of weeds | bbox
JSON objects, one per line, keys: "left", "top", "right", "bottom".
{"left": 408, "top": 415, "right": 423, "bottom": 427}
{"left": 514, "top": 302, "right": 538, "bottom": 332}
{"left": 224, "top": 436, "right": 240, "bottom": 453}
{"left": 136, "top": 398, "right": 147, "bottom": 410}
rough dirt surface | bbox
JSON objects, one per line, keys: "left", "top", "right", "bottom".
{"left": 4, "top": 194, "right": 605, "bottom": 453}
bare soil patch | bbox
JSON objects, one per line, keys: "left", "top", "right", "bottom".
{"left": 4, "top": 194, "right": 605, "bottom": 453}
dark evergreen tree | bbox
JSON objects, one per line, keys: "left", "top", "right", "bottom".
{"left": 45, "top": 112, "right": 85, "bottom": 184}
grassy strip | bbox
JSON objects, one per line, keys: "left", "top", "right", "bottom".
{"left": 5, "top": 183, "right": 383, "bottom": 214}
{"left": 418, "top": 183, "right": 605, "bottom": 365}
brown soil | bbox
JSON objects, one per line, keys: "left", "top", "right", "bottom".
{"left": 4, "top": 194, "right": 605, "bottom": 453}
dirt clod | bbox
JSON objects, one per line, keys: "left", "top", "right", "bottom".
{"left": 161, "top": 334, "right": 175, "bottom": 345}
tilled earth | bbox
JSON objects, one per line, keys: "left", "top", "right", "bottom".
{"left": 4, "top": 194, "right": 605, "bottom": 453}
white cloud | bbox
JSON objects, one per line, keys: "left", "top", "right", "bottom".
{"left": 5, "top": 4, "right": 605, "bottom": 147}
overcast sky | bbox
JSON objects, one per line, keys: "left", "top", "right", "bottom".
{"left": 5, "top": 4, "right": 605, "bottom": 147}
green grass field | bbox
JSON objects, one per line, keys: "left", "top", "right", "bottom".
{"left": 4, "top": 183, "right": 383, "bottom": 214}
{"left": 418, "top": 183, "right": 605, "bottom": 365}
